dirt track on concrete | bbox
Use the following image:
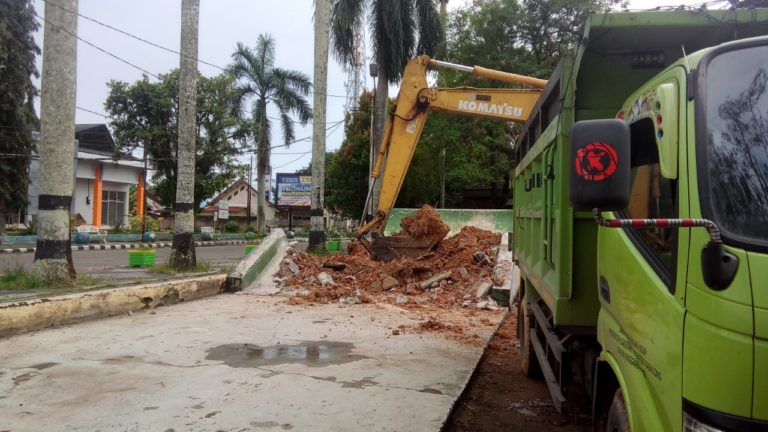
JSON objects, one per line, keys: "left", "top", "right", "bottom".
{"left": 444, "top": 306, "right": 590, "bottom": 432}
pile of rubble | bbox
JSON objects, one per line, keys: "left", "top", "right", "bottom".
{"left": 274, "top": 206, "right": 507, "bottom": 313}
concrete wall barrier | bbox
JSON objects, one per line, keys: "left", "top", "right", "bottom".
{"left": 0, "top": 274, "right": 226, "bottom": 338}
{"left": 225, "top": 230, "right": 287, "bottom": 292}
{"left": 384, "top": 208, "right": 514, "bottom": 236}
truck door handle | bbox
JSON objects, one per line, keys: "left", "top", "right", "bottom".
{"left": 599, "top": 276, "right": 611, "bottom": 304}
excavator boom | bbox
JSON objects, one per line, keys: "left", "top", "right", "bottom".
{"left": 357, "top": 55, "right": 545, "bottom": 261}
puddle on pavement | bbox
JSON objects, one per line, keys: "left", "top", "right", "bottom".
{"left": 206, "top": 341, "right": 367, "bottom": 368}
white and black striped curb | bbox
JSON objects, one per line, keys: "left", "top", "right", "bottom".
{"left": 0, "top": 240, "right": 247, "bottom": 255}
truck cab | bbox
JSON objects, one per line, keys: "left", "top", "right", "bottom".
{"left": 512, "top": 9, "right": 768, "bottom": 432}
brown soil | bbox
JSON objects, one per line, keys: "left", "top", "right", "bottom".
{"left": 443, "top": 307, "right": 590, "bottom": 432}
{"left": 395, "top": 204, "right": 451, "bottom": 246}
{"left": 277, "top": 205, "right": 503, "bottom": 342}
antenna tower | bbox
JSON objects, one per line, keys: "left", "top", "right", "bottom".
{"left": 344, "top": 18, "right": 366, "bottom": 115}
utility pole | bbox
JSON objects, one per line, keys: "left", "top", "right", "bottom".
{"left": 141, "top": 139, "right": 148, "bottom": 234}
{"left": 33, "top": 0, "right": 78, "bottom": 284}
{"left": 368, "top": 64, "right": 377, "bottom": 218}
{"left": 246, "top": 154, "right": 252, "bottom": 226}
{"left": 439, "top": 0, "right": 448, "bottom": 208}
{"left": 169, "top": 0, "right": 199, "bottom": 270}
{"left": 309, "top": 0, "right": 330, "bottom": 251}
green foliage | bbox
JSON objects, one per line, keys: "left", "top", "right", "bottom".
{"left": 222, "top": 220, "right": 240, "bottom": 233}
{"left": 398, "top": 0, "right": 622, "bottom": 208}
{"left": 127, "top": 216, "right": 160, "bottom": 233}
{"left": 331, "top": 0, "right": 444, "bottom": 83}
{"left": 0, "top": 265, "right": 42, "bottom": 290}
{"left": 111, "top": 222, "right": 129, "bottom": 234}
{"left": 105, "top": 71, "right": 246, "bottom": 210}
{"left": 23, "top": 218, "right": 36, "bottom": 235}
{"left": 326, "top": 92, "right": 374, "bottom": 217}
{"left": 148, "top": 261, "right": 212, "bottom": 274}
{"left": 245, "top": 224, "right": 258, "bottom": 233}
{"left": 227, "top": 34, "right": 313, "bottom": 232}
{"left": 0, "top": 0, "right": 40, "bottom": 224}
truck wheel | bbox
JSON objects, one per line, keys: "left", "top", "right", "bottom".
{"left": 605, "top": 388, "right": 631, "bottom": 432}
{"left": 517, "top": 296, "right": 541, "bottom": 378}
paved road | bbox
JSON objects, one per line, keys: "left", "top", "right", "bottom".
{"left": 0, "top": 244, "right": 247, "bottom": 272}
{"left": 0, "top": 293, "right": 500, "bottom": 431}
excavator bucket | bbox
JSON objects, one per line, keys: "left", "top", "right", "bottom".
{"left": 366, "top": 205, "right": 450, "bottom": 262}
{"left": 370, "top": 235, "right": 440, "bottom": 261}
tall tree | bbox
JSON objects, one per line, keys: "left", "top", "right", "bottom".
{"left": 326, "top": 92, "right": 373, "bottom": 217}
{"left": 105, "top": 71, "right": 245, "bottom": 210}
{"left": 331, "top": 0, "right": 443, "bottom": 212}
{"left": 228, "top": 34, "right": 313, "bottom": 233}
{"left": 0, "top": 0, "right": 40, "bottom": 235}
{"left": 33, "top": 0, "right": 78, "bottom": 284}
{"left": 170, "top": 0, "right": 199, "bottom": 270}
{"left": 310, "top": 0, "right": 332, "bottom": 250}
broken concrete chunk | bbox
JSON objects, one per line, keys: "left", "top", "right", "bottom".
{"left": 473, "top": 251, "right": 492, "bottom": 266}
{"left": 419, "top": 271, "right": 452, "bottom": 290}
{"left": 459, "top": 267, "right": 469, "bottom": 280}
{"left": 286, "top": 259, "right": 300, "bottom": 275}
{"left": 475, "top": 280, "right": 493, "bottom": 299}
{"left": 323, "top": 261, "right": 347, "bottom": 271}
{"left": 381, "top": 275, "right": 399, "bottom": 290}
{"left": 318, "top": 272, "right": 336, "bottom": 286}
{"left": 369, "top": 280, "right": 383, "bottom": 292}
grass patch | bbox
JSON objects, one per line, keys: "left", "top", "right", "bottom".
{"left": 147, "top": 261, "right": 212, "bottom": 274}
{"left": 0, "top": 266, "right": 44, "bottom": 290}
{"left": 0, "top": 266, "right": 102, "bottom": 291}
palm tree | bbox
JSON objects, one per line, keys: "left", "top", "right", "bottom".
{"left": 331, "top": 0, "right": 443, "bottom": 211}
{"left": 228, "top": 34, "right": 313, "bottom": 233}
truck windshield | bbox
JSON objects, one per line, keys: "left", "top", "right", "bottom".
{"left": 702, "top": 43, "right": 768, "bottom": 248}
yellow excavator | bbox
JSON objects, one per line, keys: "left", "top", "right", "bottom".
{"left": 356, "top": 55, "right": 547, "bottom": 261}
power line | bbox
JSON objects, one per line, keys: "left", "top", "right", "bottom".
{"left": 33, "top": 11, "right": 160, "bottom": 79}
{"left": 269, "top": 120, "right": 344, "bottom": 169}
{"left": 40, "top": 0, "right": 226, "bottom": 72}
{"left": 77, "top": 106, "right": 108, "bottom": 118}
{"left": 36, "top": 4, "right": 352, "bottom": 101}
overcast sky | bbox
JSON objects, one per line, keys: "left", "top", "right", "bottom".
{"left": 30, "top": 0, "right": 711, "bottom": 186}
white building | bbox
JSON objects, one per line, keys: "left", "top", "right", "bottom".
{"left": 27, "top": 124, "right": 145, "bottom": 227}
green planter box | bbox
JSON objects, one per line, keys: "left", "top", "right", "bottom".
{"left": 128, "top": 250, "right": 156, "bottom": 267}
{"left": 326, "top": 240, "right": 341, "bottom": 251}
{"left": 244, "top": 243, "right": 259, "bottom": 255}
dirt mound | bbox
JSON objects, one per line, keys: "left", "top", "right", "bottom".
{"left": 395, "top": 205, "right": 450, "bottom": 246}
{"left": 276, "top": 209, "right": 506, "bottom": 342}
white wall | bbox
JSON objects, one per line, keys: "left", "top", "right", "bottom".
{"left": 73, "top": 178, "right": 94, "bottom": 224}
{"left": 102, "top": 163, "right": 139, "bottom": 185}
{"left": 76, "top": 160, "right": 96, "bottom": 180}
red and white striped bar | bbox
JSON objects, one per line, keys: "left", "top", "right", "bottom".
{"left": 592, "top": 208, "right": 722, "bottom": 243}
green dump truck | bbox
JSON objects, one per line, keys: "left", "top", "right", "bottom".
{"left": 512, "top": 9, "right": 768, "bottom": 432}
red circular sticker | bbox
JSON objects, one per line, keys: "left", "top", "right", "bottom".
{"left": 575, "top": 142, "right": 618, "bottom": 182}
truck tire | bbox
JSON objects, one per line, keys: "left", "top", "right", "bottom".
{"left": 517, "top": 295, "right": 541, "bottom": 378}
{"left": 605, "top": 388, "right": 631, "bottom": 432}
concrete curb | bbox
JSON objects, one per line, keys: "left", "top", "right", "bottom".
{"left": 0, "top": 274, "right": 226, "bottom": 338}
{"left": 225, "top": 230, "right": 288, "bottom": 292}
{"left": 491, "top": 233, "right": 520, "bottom": 307}
{"left": 0, "top": 240, "right": 247, "bottom": 254}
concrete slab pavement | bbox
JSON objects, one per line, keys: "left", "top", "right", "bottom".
{"left": 0, "top": 293, "right": 501, "bottom": 432}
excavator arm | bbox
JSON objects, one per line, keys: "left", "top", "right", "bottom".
{"left": 357, "top": 55, "right": 546, "bottom": 260}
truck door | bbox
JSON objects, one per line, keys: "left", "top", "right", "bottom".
{"left": 597, "top": 72, "right": 688, "bottom": 431}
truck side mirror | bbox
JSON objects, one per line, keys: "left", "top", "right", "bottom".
{"left": 569, "top": 119, "right": 631, "bottom": 211}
